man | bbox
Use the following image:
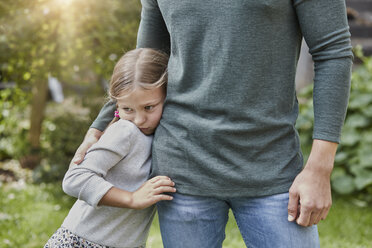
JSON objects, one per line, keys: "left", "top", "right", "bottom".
{"left": 74, "top": 0, "right": 352, "bottom": 247}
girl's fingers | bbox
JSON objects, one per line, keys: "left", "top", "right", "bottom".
{"left": 150, "top": 176, "right": 171, "bottom": 183}
{"left": 154, "top": 186, "right": 176, "bottom": 194}
{"left": 153, "top": 194, "right": 173, "bottom": 202}
{"left": 152, "top": 179, "right": 175, "bottom": 187}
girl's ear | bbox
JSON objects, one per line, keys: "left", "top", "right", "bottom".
{"left": 114, "top": 110, "right": 120, "bottom": 118}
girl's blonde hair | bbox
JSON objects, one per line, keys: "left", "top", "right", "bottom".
{"left": 108, "top": 48, "right": 169, "bottom": 125}
{"left": 109, "top": 48, "right": 169, "bottom": 101}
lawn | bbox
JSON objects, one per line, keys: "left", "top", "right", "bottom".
{"left": 1, "top": 181, "right": 371, "bottom": 248}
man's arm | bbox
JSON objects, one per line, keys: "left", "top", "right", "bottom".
{"left": 290, "top": 0, "right": 353, "bottom": 226}
{"left": 288, "top": 139, "right": 337, "bottom": 226}
{"left": 73, "top": 100, "right": 116, "bottom": 164}
{"left": 72, "top": 128, "right": 103, "bottom": 164}
{"left": 137, "top": 0, "right": 170, "bottom": 51}
{"left": 294, "top": 0, "right": 353, "bottom": 143}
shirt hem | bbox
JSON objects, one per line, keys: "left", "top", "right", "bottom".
{"left": 174, "top": 181, "right": 293, "bottom": 199}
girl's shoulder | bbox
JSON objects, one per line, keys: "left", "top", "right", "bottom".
{"left": 90, "top": 120, "right": 151, "bottom": 155}
{"left": 109, "top": 119, "right": 144, "bottom": 137}
{"left": 100, "top": 120, "right": 148, "bottom": 146}
{"left": 85, "top": 120, "right": 139, "bottom": 157}
{"left": 111, "top": 119, "right": 137, "bottom": 131}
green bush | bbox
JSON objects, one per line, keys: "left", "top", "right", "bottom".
{"left": 0, "top": 87, "right": 31, "bottom": 160}
{"left": 296, "top": 49, "right": 372, "bottom": 198}
{"left": 33, "top": 112, "right": 91, "bottom": 183}
{"left": 0, "top": 87, "right": 96, "bottom": 183}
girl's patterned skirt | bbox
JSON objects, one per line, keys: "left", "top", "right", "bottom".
{"left": 44, "top": 227, "right": 111, "bottom": 248}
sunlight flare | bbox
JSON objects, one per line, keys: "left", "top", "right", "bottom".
{"left": 54, "top": 0, "right": 75, "bottom": 7}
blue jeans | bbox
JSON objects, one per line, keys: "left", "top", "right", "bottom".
{"left": 157, "top": 192, "right": 319, "bottom": 248}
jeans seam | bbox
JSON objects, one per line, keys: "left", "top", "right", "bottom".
{"left": 231, "top": 210, "right": 251, "bottom": 247}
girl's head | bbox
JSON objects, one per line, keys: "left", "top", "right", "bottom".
{"left": 109, "top": 48, "right": 169, "bottom": 135}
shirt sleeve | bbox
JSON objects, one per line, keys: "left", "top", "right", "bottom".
{"left": 63, "top": 120, "right": 135, "bottom": 208}
{"left": 137, "top": 0, "right": 170, "bottom": 53}
{"left": 90, "top": 100, "right": 116, "bottom": 132}
{"left": 294, "top": 0, "right": 353, "bottom": 143}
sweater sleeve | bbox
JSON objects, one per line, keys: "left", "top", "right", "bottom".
{"left": 137, "top": 0, "right": 170, "bottom": 53}
{"left": 63, "top": 120, "right": 135, "bottom": 208}
{"left": 294, "top": 0, "right": 353, "bottom": 143}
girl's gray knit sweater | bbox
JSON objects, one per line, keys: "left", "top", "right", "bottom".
{"left": 62, "top": 120, "right": 154, "bottom": 248}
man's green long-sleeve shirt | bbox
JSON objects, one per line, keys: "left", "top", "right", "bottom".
{"left": 92, "top": 0, "right": 353, "bottom": 198}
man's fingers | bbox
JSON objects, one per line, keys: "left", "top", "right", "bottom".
{"left": 310, "top": 211, "right": 322, "bottom": 225}
{"left": 320, "top": 207, "right": 330, "bottom": 220}
{"left": 73, "top": 142, "right": 92, "bottom": 164}
{"left": 288, "top": 191, "right": 299, "bottom": 222}
{"left": 73, "top": 154, "right": 84, "bottom": 164}
{"left": 311, "top": 203, "right": 330, "bottom": 225}
{"left": 73, "top": 146, "right": 86, "bottom": 164}
{"left": 293, "top": 201, "right": 332, "bottom": 226}
{"left": 73, "top": 129, "right": 102, "bottom": 165}
{"left": 305, "top": 200, "right": 332, "bottom": 225}
{"left": 296, "top": 204, "right": 312, "bottom": 226}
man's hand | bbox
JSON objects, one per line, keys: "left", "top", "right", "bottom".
{"left": 288, "top": 139, "right": 337, "bottom": 226}
{"left": 72, "top": 128, "right": 103, "bottom": 165}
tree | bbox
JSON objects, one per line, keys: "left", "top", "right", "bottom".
{"left": 0, "top": 0, "right": 141, "bottom": 168}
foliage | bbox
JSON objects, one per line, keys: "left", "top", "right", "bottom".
{"left": 33, "top": 111, "right": 91, "bottom": 183}
{"left": 0, "top": 0, "right": 141, "bottom": 87}
{"left": 1, "top": 180, "right": 372, "bottom": 247}
{"left": 0, "top": 0, "right": 141, "bottom": 165}
{"left": 0, "top": 88, "right": 31, "bottom": 160}
{"left": 0, "top": 85, "right": 98, "bottom": 181}
{"left": 296, "top": 48, "right": 372, "bottom": 197}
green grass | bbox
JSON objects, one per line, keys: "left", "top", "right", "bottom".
{"left": 0, "top": 182, "right": 74, "bottom": 248}
{"left": 1, "top": 182, "right": 372, "bottom": 247}
{"left": 317, "top": 197, "right": 372, "bottom": 248}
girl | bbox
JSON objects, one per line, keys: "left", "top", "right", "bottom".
{"left": 45, "top": 48, "right": 175, "bottom": 248}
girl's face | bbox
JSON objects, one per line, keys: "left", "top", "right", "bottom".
{"left": 116, "top": 86, "right": 165, "bottom": 135}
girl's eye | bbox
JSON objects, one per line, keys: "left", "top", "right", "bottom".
{"left": 123, "top": 108, "right": 133, "bottom": 112}
{"left": 145, "top": 106, "right": 154, "bottom": 111}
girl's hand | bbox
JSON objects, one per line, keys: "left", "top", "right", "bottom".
{"left": 130, "top": 176, "right": 176, "bottom": 209}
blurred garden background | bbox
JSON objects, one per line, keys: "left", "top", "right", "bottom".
{"left": 1, "top": 0, "right": 372, "bottom": 247}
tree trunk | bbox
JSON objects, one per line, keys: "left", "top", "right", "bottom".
{"left": 21, "top": 79, "right": 48, "bottom": 169}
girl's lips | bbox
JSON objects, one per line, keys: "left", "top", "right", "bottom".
{"left": 140, "top": 128, "right": 151, "bottom": 133}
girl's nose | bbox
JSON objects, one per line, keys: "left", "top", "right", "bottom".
{"left": 134, "top": 114, "right": 146, "bottom": 126}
